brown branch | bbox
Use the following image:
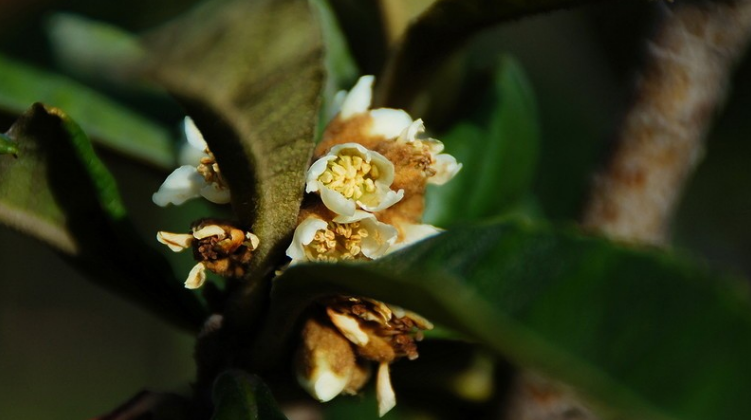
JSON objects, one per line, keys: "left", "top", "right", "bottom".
{"left": 582, "top": 0, "right": 751, "bottom": 245}
{"left": 503, "top": 2, "right": 751, "bottom": 419}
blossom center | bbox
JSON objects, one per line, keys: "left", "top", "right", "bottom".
{"left": 305, "top": 221, "right": 371, "bottom": 262}
{"left": 318, "top": 153, "right": 379, "bottom": 200}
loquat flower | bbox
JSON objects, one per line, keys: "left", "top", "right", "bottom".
{"left": 152, "top": 117, "right": 231, "bottom": 206}
{"left": 157, "top": 219, "right": 259, "bottom": 288}
{"left": 286, "top": 211, "right": 398, "bottom": 264}
{"left": 306, "top": 143, "right": 404, "bottom": 217}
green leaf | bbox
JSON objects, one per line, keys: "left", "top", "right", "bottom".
{"left": 377, "top": 0, "right": 607, "bottom": 109}
{"left": 143, "top": 0, "right": 324, "bottom": 326}
{"left": 0, "top": 104, "right": 206, "bottom": 331}
{"left": 257, "top": 219, "right": 751, "bottom": 420}
{"left": 212, "top": 370, "right": 288, "bottom": 420}
{"left": 424, "top": 56, "right": 540, "bottom": 226}
{"left": 0, "top": 54, "right": 174, "bottom": 169}
{"left": 46, "top": 13, "right": 146, "bottom": 86}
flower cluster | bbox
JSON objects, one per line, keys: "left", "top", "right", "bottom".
{"left": 151, "top": 76, "right": 460, "bottom": 417}
{"left": 288, "top": 76, "right": 461, "bottom": 416}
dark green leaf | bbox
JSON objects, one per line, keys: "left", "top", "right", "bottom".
{"left": 376, "top": 0, "right": 608, "bottom": 109}
{"left": 0, "top": 104, "right": 206, "bottom": 331}
{"left": 257, "top": 219, "right": 751, "bottom": 420}
{"left": 424, "top": 56, "right": 540, "bottom": 226}
{"left": 0, "top": 54, "right": 174, "bottom": 169}
{"left": 327, "top": 0, "right": 388, "bottom": 76}
{"left": 212, "top": 370, "right": 288, "bottom": 420}
{"left": 144, "top": 0, "right": 325, "bottom": 327}
{"left": 144, "top": 0, "right": 324, "bottom": 278}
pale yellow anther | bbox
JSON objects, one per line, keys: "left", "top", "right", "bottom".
{"left": 304, "top": 221, "right": 370, "bottom": 262}
{"left": 319, "top": 171, "right": 334, "bottom": 184}
{"left": 318, "top": 151, "right": 382, "bottom": 204}
{"left": 331, "top": 164, "right": 346, "bottom": 176}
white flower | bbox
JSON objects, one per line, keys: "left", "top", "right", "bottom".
{"left": 286, "top": 211, "right": 398, "bottom": 264}
{"left": 152, "top": 117, "right": 231, "bottom": 206}
{"left": 306, "top": 143, "right": 404, "bottom": 217}
{"left": 397, "top": 119, "right": 462, "bottom": 185}
{"left": 339, "top": 75, "right": 413, "bottom": 139}
{"left": 179, "top": 116, "right": 208, "bottom": 166}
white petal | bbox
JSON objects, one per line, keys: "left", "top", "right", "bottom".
{"left": 320, "top": 186, "right": 357, "bottom": 217}
{"left": 377, "top": 362, "right": 396, "bottom": 417}
{"left": 328, "top": 142, "right": 371, "bottom": 157}
{"left": 185, "top": 262, "right": 207, "bottom": 289}
{"left": 327, "top": 308, "right": 370, "bottom": 346}
{"left": 398, "top": 119, "right": 425, "bottom": 143}
{"left": 152, "top": 166, "right": 205, "bottom": 207}
{"left": 286, "top": 217, "right": 328, "bottom": 263}
{"left": 339, "top": 75, "right": 374, "bottom": 119}
{"left": 369, "top": 108, "right": 413, "bottom": 139}
{"left": 156, "top": 231, "right": 193, "bottom": 252}
{"left": 389, "top": 223, "right": 443, "bottom": 253}
{"left": 358, "top": 187, "right": 404, "bottom": 213}
{"left": 367, "top": 148, "right": 396, "bottom": 186}
{"left": 305, "top": 156, "right": 335, "bottom": 193}
{"left": 179, "top": 117, "right": 209, "bottom": 166}
{"left": 193, "top": 224, "right": 225, "bottom": 239}
{"left": 332, "top": 209, "right": 374, "bottom": 224}
{"left": 200, "top": 183, "right": 231, "bottom": 204}
{"left": 428, "top": 155, "right": 462, "bottom": 185}
{"left": 245, "top": 232, "right": 260, "bottom": 250}
{"left": 359, "top": 218, "right": 398, "bottom": 259}
{"left": 425, "top": 138, "right": 445, "bottom": 154}
{"left": 299, "top": 353, "right": 350, "bottom": 402}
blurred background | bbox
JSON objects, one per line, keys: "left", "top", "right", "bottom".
{"left": 0, "top": 0, "right": 749, "bottom": 417}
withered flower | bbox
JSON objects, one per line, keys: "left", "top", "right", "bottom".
{"left": 295, "top": 316, "right": 371, "bottom": 403}
{"left": 157, "top": 219, "right": 259, "bottom": 288}
{"left": 296, "top": 297, "right": 433, "bottom": 416}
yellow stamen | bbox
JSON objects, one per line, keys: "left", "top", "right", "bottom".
{"left": 305, "top": 221, "right": 369, "bottom": 262}
{"left": 319, "top": 151, "right": 380, "bottom": 201}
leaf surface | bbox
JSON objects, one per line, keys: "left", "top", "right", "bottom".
{"left": 144, "top": 0, "right": 324, "bottom": 284}
{"left": 424, "top": 56, "right": 540, "bottom": 226}
{"left": 0, "top": 104, "right": 205, "bottom": 330}
{"left": 259, "top": 219, "right": 751, "bottom": 420}
{"left": 377, "top": 0, "right": 607, "bottom": 109}
{"left": 0, "top": 54, "right": 174, "bottom": 169}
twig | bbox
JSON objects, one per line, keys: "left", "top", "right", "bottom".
{"left": 582, "top": 0, "right": 751, "bottom": 245}
{"left": 503, "top": 2, "right": 751, "bottom": 419}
